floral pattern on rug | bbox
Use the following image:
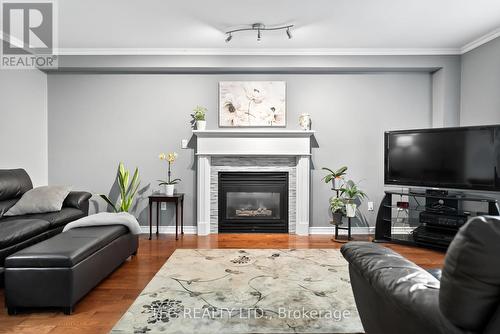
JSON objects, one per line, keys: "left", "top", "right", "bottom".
{"left": 111, "top": 249, "right": 364, "bottom": 334}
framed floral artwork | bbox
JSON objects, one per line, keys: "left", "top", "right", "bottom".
{"left": 219, "top": 81, "right": 286, "bottom": 127}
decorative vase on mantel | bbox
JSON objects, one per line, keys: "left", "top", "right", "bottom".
{"left": 299, "top": 113, "right": 312, "bottom": 130}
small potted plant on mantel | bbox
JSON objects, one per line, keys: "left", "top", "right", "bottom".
{"left": 158, "top": 152, "right": 181, "bottom": 196}
{"left": 321, "top": 166, "right": 348, "bottom": 190}
{"left": 191, "top": 105, "right": 207, "bottom": 130}
{"left": 340, "top": 180, "right": 367, "bottom": 218}
{"left": 329, "top": 197, "right": 345, "bottom": 225}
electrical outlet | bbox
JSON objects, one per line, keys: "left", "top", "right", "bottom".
{"left": 181, "top": 139, "right": 188, "bottom": 149}
{"left": 161, "top": 202, "right": 167, "bottom": 210}
{"left": 367, "top": 201, "right": 374, "bottom": 211}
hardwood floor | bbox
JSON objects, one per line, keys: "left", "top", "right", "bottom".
{"left": 0, "top": 234, "right": 445, "bottom": 334}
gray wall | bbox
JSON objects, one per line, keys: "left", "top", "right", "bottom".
{"left": 51, "top": 53, "right": 462, "bottom": 128}
{"left": 0, "top": 70, "right": 48, "bottom": 186}
{"left": 461, "top": 37, "right": 500, "bottom": 126}
{"left": 460, "top": 37, "right": 500, "bottom": 204}
{"left": 48, "top": 72, "right": 432, "bottom": 228}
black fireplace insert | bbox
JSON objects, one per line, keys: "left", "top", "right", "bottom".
{"left": 218, "top": 171, "right": 288, "bottom": 233}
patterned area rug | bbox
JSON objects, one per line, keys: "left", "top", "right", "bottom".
{"left": 111, "top": 249, "right": 364, "bottom": 334}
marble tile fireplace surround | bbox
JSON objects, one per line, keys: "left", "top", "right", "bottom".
{"left": 193, "top": 130, "right": 315, "bottom": 236}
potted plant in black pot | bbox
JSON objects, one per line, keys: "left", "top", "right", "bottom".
{"left": 329, "top": 197, "right": 345, "bottom": 225}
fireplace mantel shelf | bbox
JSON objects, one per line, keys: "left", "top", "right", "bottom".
{"left": 192, "top": 130, "right": 315, "bottom": 138}
{"left": 194, "top": 129, "right": 315, "bottom": 157}
{"left": 195, "top": 152, "right": 312, "bottom": 156}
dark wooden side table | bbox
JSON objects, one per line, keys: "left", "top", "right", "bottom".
{"left": 148, "top": 193, "right": 184, "bottom": 240}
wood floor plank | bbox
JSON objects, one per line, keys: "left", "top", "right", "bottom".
{"left": 0, "top": 234, "right": 445, "bottom": 333}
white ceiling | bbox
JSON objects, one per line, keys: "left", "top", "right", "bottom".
{"left": 57, "top": 0, "right": 500, "bottom": 54}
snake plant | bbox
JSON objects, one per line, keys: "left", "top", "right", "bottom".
{"left": 100, "top": 162, "right": 140, "bottom": 212}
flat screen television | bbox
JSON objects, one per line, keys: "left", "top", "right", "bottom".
{"left": 384, "top": 125, "right": 500, "bottom": 191}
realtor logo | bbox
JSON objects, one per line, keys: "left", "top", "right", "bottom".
{"left": 1, "top": 0, "right": 57, "bottom": 69}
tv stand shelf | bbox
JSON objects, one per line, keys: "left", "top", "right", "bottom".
{"left": 374, "top": 189, "right": 500, "bottom": 251}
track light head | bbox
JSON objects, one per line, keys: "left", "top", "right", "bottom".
{"left": 225, "top": 23, "right": 294, "bottom": 42}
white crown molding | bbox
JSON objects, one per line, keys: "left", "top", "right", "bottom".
{"left": 461, "top": 27, "right": 500, "bottom": 54}
{"left": 53, "top": 47, "right": 462, "bottom": 56}
{"left": 51, "top": 25, "right": 500, "bottom": 57}
{"left": 47, "top": 27, "right": 500, "bottom": 57}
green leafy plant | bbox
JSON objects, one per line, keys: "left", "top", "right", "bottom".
{"left": 339, "top": 180, "right": 367, "bottom": 203}
{"left": 190, "top": 105, "right": 207, "bottom": 127}
{"left": 322, "top": 166, "right": 348, "bottom": 184}
{"left": 100, "top": 162, "right": 140, "bottom": 212}
{"left": 329, "top": 197, "right": 346, "bottom": 214}
{"left": 329, "top": 197, "right": 345, "bottom": 225}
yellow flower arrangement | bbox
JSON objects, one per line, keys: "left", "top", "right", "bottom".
{"left": 166, "top": 152, "right": 177, "bottom": 162}
{"left": 158, "top": 152, "right": 181, "bottom": 185}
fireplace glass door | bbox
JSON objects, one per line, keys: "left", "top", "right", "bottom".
{"left": 218, "top": 172, "right": 288, "bottom": 233}
{"left": 226, "top": 192, "right": 281, "bottom": 220}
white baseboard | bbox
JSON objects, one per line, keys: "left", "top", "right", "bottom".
{"left": 309, "top": 226, "right": 415, "bottom": 235}
{"left": 309, "top": 226, "right": 375, "bottom": 235}
{"left": 140, "top": 226, "right": 197, "bottom": 234}
{"left": 140, "top": 225, "right": 412, "bottom": 236}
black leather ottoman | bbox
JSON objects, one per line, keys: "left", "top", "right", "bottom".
{"left": 4, "top": 225, "right": 138, "bottom": 315}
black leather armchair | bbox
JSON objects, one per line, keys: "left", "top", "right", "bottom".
{"left": 0, "top": 169, "right": 92, "bottom": 286}
{"left": 341, "top": 216, "right": 500, "bottom": 334}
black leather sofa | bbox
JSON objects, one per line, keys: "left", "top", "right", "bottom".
{"left": 0, "top": 169, "right": 92, "bottom": 286}
{"left": 341, "top": 216, "right": 500, "bottom": 334}
{"left": 5, "top": 225, "right": 138, "bottom": 314}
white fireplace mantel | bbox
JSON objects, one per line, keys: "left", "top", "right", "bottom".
{"left": 193, "top": 130, "right": 315, "bottom": 236}
{"left": 193, "top": 130, "right": 314, "bottom": 156}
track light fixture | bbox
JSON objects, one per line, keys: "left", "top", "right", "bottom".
{"left": 225, "top": 23, "right": 294, "bottom": 42}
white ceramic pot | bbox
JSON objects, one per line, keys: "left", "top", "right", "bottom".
{"left": 166, "top": 184, "right": 175, "bottom": 196}
{"left": 346, "top": 203, "right": 357, "bottom": 218}
{"left": 196, "top": 120, "right": 206, "bottom": 130}
{"left": 332, "top": 177, "right": 343, "bottom": 190}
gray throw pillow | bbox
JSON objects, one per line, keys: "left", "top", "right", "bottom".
{"left": 4, "top": 186, "right": 72, "bottom": 216}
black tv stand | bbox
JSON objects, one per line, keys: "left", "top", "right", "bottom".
{"left": 426, "top": 189, "right": 449, "bottom": 197}
{"left": 374, "top": 189, "right": 500, "bottom": 251}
